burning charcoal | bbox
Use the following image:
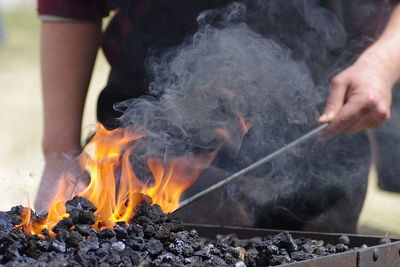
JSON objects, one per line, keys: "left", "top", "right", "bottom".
{"left": 75, "top": 224, "right": 92, "bottom": 237}
{"left": 9, "top": 214, "right": 22, "bottom": 226}
{"left": 97, "top": 228, "right": 116, "bottom": 240}
{"left": 338, "top": 235, "right": 350, "bottom": 246}
{"left": 130, "top": 196, "right": 153, "bottom": 219}
{"left": 49, "top": 239, "right": 66, "bottom": 253}
{"left": 52, "top": 217, "right": 73, "bottom": 233}
{"left": 40, "top": 229, "right": 50, "bottom": 238}
{"left": 69, "top": 209, "right": 95, "bottom": 225}
{"left": 378, "top": 237, "right": 392, "bottom": 245}
{"left": 65, "top": 196, "right": 97, "bottom": 213}
{"left": 10, "top": 205, "right": 24, "bottom": 216}
{"left": 114, "top": 224, "right": 128, "bottom": 239}
{"left": 111, "top": 241, "right": 126, "bottom": 252}
{"left": 146, "top": 204, "right": 166, "bottom": 223}
{"left": 66, "top": 230, "right": 83, "bottom": 247}
{"left": 146, "top": 239, "right": 164, "bottom": 257}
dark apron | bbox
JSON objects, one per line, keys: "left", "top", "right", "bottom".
{"left": 96, "top": 0, "right": 386, "bottom": 232}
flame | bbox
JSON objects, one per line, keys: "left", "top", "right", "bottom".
{"left": 18, "top": 87, "right": 253, "bottom": 236}
{"left": 18, "top": 123, "right": 215, "bottom": 236}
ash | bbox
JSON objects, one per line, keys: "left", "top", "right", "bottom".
{"left": 0, "top": 196, "right": 367, "bottom": 267}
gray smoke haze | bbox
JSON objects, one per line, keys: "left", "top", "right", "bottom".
{"left": 114, "top": 1, "right": 392, "bottom": 231}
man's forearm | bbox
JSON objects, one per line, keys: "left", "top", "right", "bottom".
{"left": 361, "top": 5, "right": 400, "bottom": 84}
{"left": 41, "top": 21, "right": 101, "bottom": 155}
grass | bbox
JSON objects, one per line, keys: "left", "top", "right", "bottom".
{"left": 0, "top": 7, "right": 399, "bottom": 236}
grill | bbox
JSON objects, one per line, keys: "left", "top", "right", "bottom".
{"left": 185, "top": 223, "right": 400, "bottom": 267}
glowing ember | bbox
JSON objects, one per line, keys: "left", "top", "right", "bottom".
{"left": 18, "top": 123, "right": 216, "bottom": 236}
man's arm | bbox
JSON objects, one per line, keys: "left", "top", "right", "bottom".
{"left": 41, "top": 21, "right": 101, "bottom": 154}
{"left": 35, "top": 21, "right": 101, "bottom": 213}
{"left": 319, "top": 5, "right": 400, "bottom": 139}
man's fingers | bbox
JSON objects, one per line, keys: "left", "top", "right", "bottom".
{"left": 318, "top": 101, "right": 362, "bottom": 140}
{"left": 319, "top": 76, "right": 348, "bottom": 123}
{"left": 346, "top": 108, "right": 390, "bottom": 135}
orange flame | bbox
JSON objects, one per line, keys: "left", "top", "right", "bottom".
{"left": 18, "top": 123, "right": 215, "bottom": 236}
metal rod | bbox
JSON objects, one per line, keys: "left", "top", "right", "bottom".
{"left": 174, "top": 123, "right": 329, "bottom": 212}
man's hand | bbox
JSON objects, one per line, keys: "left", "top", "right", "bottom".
{"left": 318, "top": 4, "right": 400, "bottom": 140}
{"left": 35, "top": 151, "right": 88, "bottom": 214}
{"left": 318, "top": 52, "right": 393, "bottom": 140}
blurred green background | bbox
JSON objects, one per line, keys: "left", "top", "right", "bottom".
{"left": 0, "top": 4, "right": 400, "bottom": 236}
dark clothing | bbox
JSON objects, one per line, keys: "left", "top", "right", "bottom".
{"left": 37, "top": 0, "right": 395, "bottom": 128}
{"left": 37, "top": 0, "right": 394, "bottom": 232}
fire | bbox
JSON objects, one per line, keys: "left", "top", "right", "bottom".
{"left": 18, "top": 123, "right": 215, "bottom": 236}
{"left": 17, "top": 86, "right": 253, "bottom": 237}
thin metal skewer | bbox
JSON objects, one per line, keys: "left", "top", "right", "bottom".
{"left": 174, "top": 123, "right": 329, "bottom": 212}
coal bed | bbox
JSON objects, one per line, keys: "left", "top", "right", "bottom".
{"left": 0, "top": 196, "right": 399, "bottom": 267}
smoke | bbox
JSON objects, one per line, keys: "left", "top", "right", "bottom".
{"left": 114, "top": 1, "right": 391, "bottom": 231}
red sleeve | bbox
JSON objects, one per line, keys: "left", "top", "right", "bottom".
{"left": 38, "top": 0, "right": 110, "bottom": 20}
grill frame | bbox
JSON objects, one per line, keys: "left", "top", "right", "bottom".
{"left": 184, "top": 223, "right": 400, "bottom": 267}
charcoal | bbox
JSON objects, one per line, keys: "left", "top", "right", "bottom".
{"left": 65, "top": 196, "right": 96, "bottom": 213}
{"left": 40, "top": 229, "right": 50, "bottom": 238}
{"left": 0, "top": 196, "right": 380, "bottom": 266}
{"left": 111, "top": 241, "right": 126, "bottom": 252}
{"left": 75, "top": 224, "right": 91, "bottom": 237}
{"left": 55, "top": 229, "right": 68, "bottom": 242}
{"left": 66, "top": 230, "right": 83, "bottom": 247}
{"left": 49, "top": 239, "right": 66, "bottom": 253}
{"left": 227, "top": 246, "right": 245, "bottom": 261}
{"left": 114, "top": 224, "right": 128, "bottom": 239}
{"left": 168, "top": 239, "right": 194, "bottom": 257}
{"left": 127, "top": 224, "right": 144, "bottom": 237}
{"left": 0, "top": 212, "right": 14, "bottom": 230}
{"left": 272, "top": 232, "right": 298, "bottom": 252}
{"left": 69, "top": 209, "right": 95, "bottom": 225}
{"left": 52, "top": 217, "right": 73, "bottom": 233}
{"left": 146, "top": 238, "right": 163, "bottom": 257}
{"left": 10, "top": 206, "right": 24, "bottom": 216}
{"left": 126, "top": 235, "right": 145, "bottom": 251}
{"left": 335, "top": 243, "right": 349, "bottom": 253}
{"left": 97, "top": 228, "right": 115, "bottom": 240}
{"left": 143, "top": 224, "right": 157, "bottom": 238}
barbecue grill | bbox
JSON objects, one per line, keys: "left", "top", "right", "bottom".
{"left": 185, "top": 223, "right": 400, "bottom": 267}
